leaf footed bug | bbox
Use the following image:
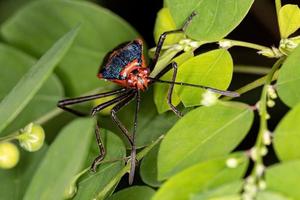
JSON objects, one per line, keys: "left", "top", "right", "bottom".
{"left": 57, "top": 11, "right": 239, "bottom": 185}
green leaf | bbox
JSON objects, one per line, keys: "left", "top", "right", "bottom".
{"left": 175, "top": 49, "right": 233, "bottom": 107}
{"left": 265, "top": 160, "right": 300, "bottom": 199}
{"left": 74, "top": 129, "right": 126, "bottom": 200}
{"left": 154, "top": 8, "right": 183, "bottom": 45}
{"left": 149, "top": 48, "right": 181, "bottom": 78}
{"left": 94, "top": 135, "right": 163, "bottom": 200}
{"left": 0, "top": 0, "right": 34, "bottom": 24}
{"left": 154, "top": 51, "right": 194, "bottom": 113}
{"left": 277, "top": 45, "right": 300, "bottom": 107}
{"left": 166, "top": 0, "right": 254, "bottom": 41}
{"left": 1, "top": 0, "right": 138, "bottom": 95}
{"left": 190, "top": 181, "right": 243, "bottom": 200}
{"left": 140, "top": 143, "right": 162, "bottom": 187}
{"left": 0, "top": 43, "right": 64, "bottom": 136}
{"left": 158, "top": 102, "right": 253, "bottom": 180}
{"left": 153, "top": 153, "right": 248, "bottom": 200}
{"left": 257, "top": 191, "right": 292, "bottom": 200}
{"left": 0, "top": 26, "right": 79, "bottom": 135}
{"left": 274, "top": 102, "right": 300, "bottom": 161}
{"left": 23, "top": 118, "right": 94, "bottom": 200}
{"left": 107, "top": 186, "right": 156, "bottom": 200}
{"left": 278, "top": 4, "right": 300, "bottom": 38}
{"left": 0, "top": 146, "right": 48, "bottom": 200}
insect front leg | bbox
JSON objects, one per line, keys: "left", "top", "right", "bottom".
{"left": 167, "top": 62, "right": 183, "bottom": 117}
{"left": 150, "top": 11, "right": 197, "bottom": 71}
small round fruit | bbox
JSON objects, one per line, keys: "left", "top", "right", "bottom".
{"left": 0, "top": 142, "right": 20, "bottom": 169}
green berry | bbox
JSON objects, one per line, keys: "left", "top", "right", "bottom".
{"left": 0, "top": 142, "right": 20, "bottom": 169}
{"left": 18, "top": 123, "right": 45, "bottom": 152}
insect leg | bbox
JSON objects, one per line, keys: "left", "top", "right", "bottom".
{"left": 167, "top": 62, "right": 183, "bottom": 117}
{"left": 90, "top": 91, "right": 135, "bottom": 171}
{"left": 128, "top": 90, "right": 141, "bottom": 185}
{"left": 150, "top": 77, "right": 240, "bottom": 97}
{"left": 111, "top": 92, "right": 137, "bottom": 145}
{"left": 57, "top": 88, "right": 127, "bottom": 116}
{"left": 149, "top": 11, "right": 197, "bottom": 71}
{"left": 90, "top": 120, "right": 106, "bottom": 172}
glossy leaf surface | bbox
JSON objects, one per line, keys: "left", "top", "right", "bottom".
{"left": 0, "top": 27, "right": 79, "bottom": 135}
{"left": 153, "top": 153, "right": 248, "bottom": 200}
{"left": 107, "top": 186, "right": 155, "bottom": 200}
{"left": 166, "top": 0, "right": 254, "bottom": 41}
{"left": 158, "top": 102, "right": 253, "bottom": 179}
{"left": 1, "top": 0, "right": 138, "bottom": 95}
{"left": 274, "top": 102, "right": 300, "bottom": 161}
{"left": 23, "top": 118, "right": 94, "bottom": 200}
{"left": 277, "top": 45, "right": 300, "bottom": 107}
{"left": 175, "top": 49, "right": 233, "bottom": 107}
{"left": 74, "top": 129, "right": 126, "bottom": 200}
{"left": 278, "top": 4, "right": 300, "bottom": 38}
{"left": 265, "top": 160, "right": 300, "bottom": 199}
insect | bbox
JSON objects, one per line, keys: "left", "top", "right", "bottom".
{"left": 57, "top": 12, "right": 239, "bottom": 184}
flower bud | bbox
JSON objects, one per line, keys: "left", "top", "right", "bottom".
{"left": 249, "top": 147, "right": 258, "bottom": 161}
{"left": 0, "top": 142, "right": 20, "bottom": 169}
{"left": 279, "top": 38, "right": 299, "bottom": 55}
{"left": 258, "top": 180, "right": 267, "bottom": 190}
{"left": 260, "top": 146, "right": 268, "bottom": 156}
{"left": 263, "top": 130, "right": 272, "bottom": 145}
{"left": 219, "top": 40, "right": 233, "bottom": 49}
{"left": 257, "top": 47, "right": 282, "bottom": 58}
{"left": 18, "top": 123, "right": 45, "bottom": 152}
{"left": 267, "top": 85, "right": 277, "bottom": 99}
{"left": 267, "top": 99, "right": 275, "bottom": 108}
{"left": 201, "top": 90, "right": 218, "bottom": 106}
{"left": 226, "top": 158, "right": 239, "bottom": 168}
{"left": 256, "top": 164, "right": 265, "bottom": 177}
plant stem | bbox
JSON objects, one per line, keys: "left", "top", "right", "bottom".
{"left": 220, "top": 39, "right": 270, "bottom": 51}
{"left": 254, "top": 57, "right": 285, "bottom": 160}
{"left": 35, "top": 107, "right": 62, "bottom": 124}
{"left": 0, "top": 131, "right": 19, "bottom": 142}
{"left": 222, "top": 70, "right": 279, "bottom": 101}
{"left": 234, "top": 66, "right": 270, "bottom": 75}
{"left": 243, "top": 57, "right": 285, "bottom": 198}
{"left": 94, "top": 135, "right": 164, "bottom": 200}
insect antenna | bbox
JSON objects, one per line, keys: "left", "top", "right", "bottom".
{"left": 148, "top": 77, "right": 240, "bottom": 97}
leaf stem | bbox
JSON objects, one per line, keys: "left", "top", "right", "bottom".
{"left": 234, "top": 66, "right": 271, "bottom": 75}
{"left": 220, "top": 39, "right": 270, "bottom": 51}
{"left": 0, "top": 131, "right": 19, "bottom": 142}
{"left": 94, "top": 135, "right": 164, "bottom": 200}
{"left": 243, "top": 57, "right": 285, "bottom": 198}
{"left": 222, "top": 70, "right": 279, "bottom": 101}
{"left": 254, "top": 57, "right": 285, "bottom": 160}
